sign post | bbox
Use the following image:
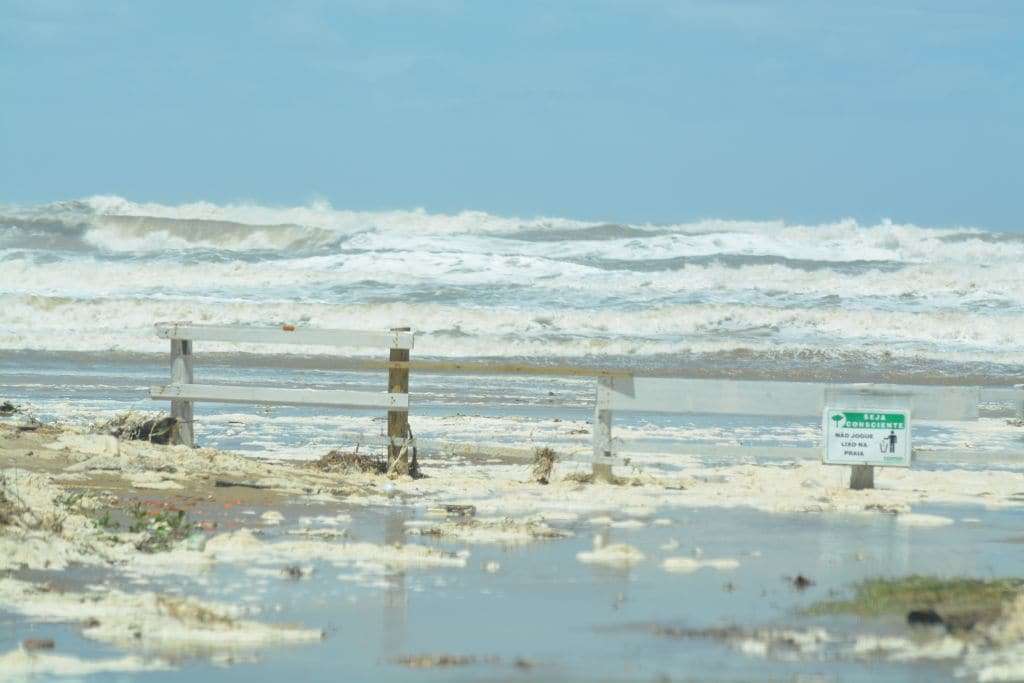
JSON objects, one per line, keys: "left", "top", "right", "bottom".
{"left": 823, "top": 408, "right": 911, "bottom": 490}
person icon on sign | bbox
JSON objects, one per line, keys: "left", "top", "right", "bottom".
{"left": 887, "top": 430, "right": 897, "bottom": 453}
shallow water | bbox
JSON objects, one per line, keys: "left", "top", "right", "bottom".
{"left": 3, "top": 355, "right": 1021, "bottom": 468}
{"left": 3, "top": 498, "right": 1022, "bottom": 682}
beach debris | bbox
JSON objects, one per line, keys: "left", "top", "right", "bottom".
{"left": 563, "top": 469, "right": 642, "bottom": 486}
{"left": 214, "top": 479, "right": 271, "bottom": 490}
{"left": 406, "top": 516, "right": 571, "bottom": 544}
{"left": 530, "top": 447, "right": 556, "bottom": 485}
{"left": 789, "top": 575, "right": 815, "bottom": 590}
{"left": 314, "top": 449, "right": 385, "bottom": 475}
{"left": 282, "top": 565, "right": 312, "bottom": 580}
{"left": 16, "top": 418, "right": 43, "bottom": 432}
{"left": 22, "top": 638, "right": 55, "bottom": 652}
{"left": 427, "top": 504, "right": 476, "bottom": 517}
{"left": 95, "top": 413, "right": 178, "bottom": 445}
{"left": 907, "top": 608, "right": 944, "bottom": 627}
{"left": 0, "top": 401, "right": 19, "bottom": 416}
{"left": 393, "top": 654, "right": 481, "bottom": 668}
{"left": 563, "top": 471, "right": 594, "bottom": 484}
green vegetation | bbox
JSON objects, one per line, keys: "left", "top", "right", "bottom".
{"left": 129, "top": 504, "right": 197, "bottom": 553}
{"left": 808, "top": 576, "right": 1024, "bottom": 626}
{"left": 92, "top": 502, "right": 197, "bottom": 552}
{"left": 55, "top": 492, "right": 84, "bottom": 510}
{"left": 94, "top": 510, "right": 119, "bottom": 530}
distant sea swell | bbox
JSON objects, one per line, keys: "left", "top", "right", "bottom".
{"left": 1, "top": 196, "right": 1022, "bottom": 378}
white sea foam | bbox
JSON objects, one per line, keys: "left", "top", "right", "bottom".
{"left": 1, "top": 196, "right": 1022, "bottom": 366}
{"left": 2, "top": 293, "right": 1022, "bottom": 364}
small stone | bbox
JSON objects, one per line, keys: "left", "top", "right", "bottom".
{"left": 907, "top": 609, "right": 944, "bottom": 627}
{"left": 22, "top": 639, "right": 55, "bottom": 651}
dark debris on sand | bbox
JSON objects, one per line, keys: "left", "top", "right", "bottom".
{"left": 531, "top": 447, "right": 556, "bottom": 484}
{"left": 97, "top": 413, "right": 179, "bottom": 445}
{"left": 314, "top": 450, "right": 387, "bottom": 475}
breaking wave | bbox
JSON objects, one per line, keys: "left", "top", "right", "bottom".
{"left": 0, "top": 195, "right": 1021, "bottom": 371}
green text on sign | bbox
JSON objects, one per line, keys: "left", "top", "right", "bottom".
{"left": 830, "top": 411, "right": 906, "bottom": 430}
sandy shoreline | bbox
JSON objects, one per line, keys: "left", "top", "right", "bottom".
{"left": 3, "top": 417, "right": 1024, "bottom": 679}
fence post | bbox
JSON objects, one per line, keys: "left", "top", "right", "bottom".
{"left": 849, "top": 464, "right": 874, "bottom": 490}
{"left": 169, "top": 339, "right": 194, "bottom": 447}
{"left": 592, "top": 376, "right": 614, "bottom": 482}
{"left": 387, "top": 327, "right": 411, "bottom": 470}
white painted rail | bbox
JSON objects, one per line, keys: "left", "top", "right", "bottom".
{"left": 150, "top": 383, "right": 408, "bottom": 410}
{"left": 143, "top": 321, "right": 1022, "bottom": 484}
{"left": 155, "top": 323, "right": 413, "bottom": 350}
{"left": 596, "top": 377, "right": 980, "bottom": 421}
{"left": 149, "top": 322, "right": 413, "bottom": 448}
{"left": 592, "top": 376, "right": 1024, "bottom": 479}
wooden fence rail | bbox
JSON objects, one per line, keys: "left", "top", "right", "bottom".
{"left": 150, "top": 323, "right": 412, "bottom": 462}
{"left": 148, "top": 323, "right": 1024, "bottom": 489}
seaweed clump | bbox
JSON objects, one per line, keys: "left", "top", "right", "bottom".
{"left": 96, "top": 413, "right": 178, "bottom": 444}
{"left": 314, "top": 450, "right": 386, "bottom": 475}
{"left": 531, "top": 447, "right": 556, "bottom": 484}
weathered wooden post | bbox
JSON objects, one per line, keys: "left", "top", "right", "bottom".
{"left": 387, "top": 327, "right": 411, "bottom": 470}
{"left": 849, "top": 464, "right": 874, "bottom": 490}
{"left": 169, "top": 339, "right": 194, "bottom": 447}
{"left": 592, "top": 376, "right": 614, "bottom": 482}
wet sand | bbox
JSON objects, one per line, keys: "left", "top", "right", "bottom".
{"left": 2, "top": 420, "right": 1024, "bottom": 681}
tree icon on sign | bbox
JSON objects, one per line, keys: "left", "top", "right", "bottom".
{"left": 832, "top": 414, "right": 844, "bottom": 428}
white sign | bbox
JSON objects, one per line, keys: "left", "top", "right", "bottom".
{"left": 822, "top": 408, "right": 911, "bottom": 467}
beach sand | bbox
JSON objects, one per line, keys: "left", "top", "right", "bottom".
{"left": 3, "top": 419, "right": 1024, "bottom": 680}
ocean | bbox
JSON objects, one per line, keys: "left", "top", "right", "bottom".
{"left": 1, "top": 196, "right": 1022, "bottom": 461}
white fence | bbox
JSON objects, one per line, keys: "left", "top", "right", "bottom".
{"left": 592, "top": 376, "right": 1024, "bottom": 483}
{"left": 149, "top": 323, "right": 412, "bottom": 451}
{"left": 147, "top": 323, "right": 1024, "bottom": 486}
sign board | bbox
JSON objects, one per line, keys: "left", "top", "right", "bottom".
{"left": 822, "top": 408, "right": 911, "bottom": 467}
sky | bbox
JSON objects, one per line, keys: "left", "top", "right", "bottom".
{"left": 1, "top": 0, "right": 1022, "bottom": 230}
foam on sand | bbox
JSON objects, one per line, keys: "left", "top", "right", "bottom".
{"left": 0, "top": 647, "right": 170, "bottom": 677}
{"left": 576, "top": 537, "right": 645, "bottom": 567}
{"left": 895, "top": 513, "right": 955, "bottom": 527}
{"left": 404, "top": 515, "right": 572, "bottom": 544}
{"left": 0, "top": 577, "right": 323, "bottom": 655}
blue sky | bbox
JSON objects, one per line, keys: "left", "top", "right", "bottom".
{"left": 2, "top": 1, "right": 1022, "bottom": 230}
